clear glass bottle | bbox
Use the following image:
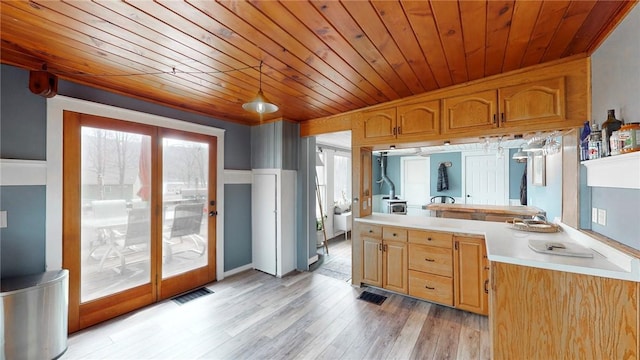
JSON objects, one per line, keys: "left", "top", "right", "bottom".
{"left": 601, "top": 109, "right": 623, "bottom": 156}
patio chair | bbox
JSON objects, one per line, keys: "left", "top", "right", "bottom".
{"left": 100, "top": 208, "right": 150, "bottom": 272}
{"left": 164, "top": 202, "right": 205, "bottom": 261}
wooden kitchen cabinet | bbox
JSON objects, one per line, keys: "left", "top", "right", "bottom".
{"left": 355, "top": 100, "right": 440, "bottom": 145}
{"left": 498, "top": 77, "right": 565, "bottom": 128}
{"left": 442, "top": 89, "right": 498, "bottom": 135}
{"left": 358, "top": 107, "right": 397, "bottom": 144}
{"left": 454, "top": 236, "right": 488, "bottom": 315}
{"left": 395, "top": 100, "right": 440, "bottom": 141}
{"left": 362, "top": 236, "right": 382, "bottom": 287}
{"left": 408, "top": 230, "right": 454, "bottom": 306}
{"left": 490, "top": 262, "right": 638, "bottom": 359}
{"left": 443, "top": 77, "right": 566, "bottom": 136}
{"left": 383, "top": 240, "right": 408, "bottom": 293}
{"left": 360, "top": 225, "right": 408, "bottom": 294}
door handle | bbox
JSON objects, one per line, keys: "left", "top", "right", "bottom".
{"left": 209, "top": 211, "right": 218, "bottom": 217}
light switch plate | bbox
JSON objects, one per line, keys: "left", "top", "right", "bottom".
{"left": 592, "top": 208, "right": 598, "bottom": 223}
{"left": 597, "top": 209, "right": 607, "bottom": 226}
{"left": 0, "top": 211, "right": 7, "bottom": 229}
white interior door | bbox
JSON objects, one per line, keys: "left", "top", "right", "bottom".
{"left": 252, "top": 173, "right": 277, "bottom": 275}
{"left": 464, "top": 154, "right": 508, "bottom": 205}
{"left": 401, "top": 157, "right": 430, "bottom": 215}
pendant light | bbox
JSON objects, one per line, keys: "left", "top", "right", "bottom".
{"left": 242, "top": 61, "right": 278, "bottom": 114}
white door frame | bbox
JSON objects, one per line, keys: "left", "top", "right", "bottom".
{"left": 461, "top": 150, "right": 509, "bottom": 205}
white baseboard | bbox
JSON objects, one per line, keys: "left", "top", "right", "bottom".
{"left": 308, "top": 255, "right": 319, "bottom": 265}
{"left": 224, "top": 263, "right": 253, "bottom": 277}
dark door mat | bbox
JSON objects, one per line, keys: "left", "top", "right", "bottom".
{"left": 172, "top": 287, "right": 213, "bottom": 305}
{"left": 358, "top": 290, "right": 387, "bottom": 305}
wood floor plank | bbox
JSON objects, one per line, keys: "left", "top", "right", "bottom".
{"left": 62, "top": 253, "right": 490, "bottom": 360}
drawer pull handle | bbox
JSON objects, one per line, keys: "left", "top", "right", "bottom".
{"left": 425, "top": 285, "right": 435, "bottom": 290}
{"left": 484, "top": 266, "right": 490, "bottom": 270}
{"left": 425, "top": 258, "right": 435, "bottom": 262}
{"left": 484, "top": 279, "right": 489, "bottom": 294}
{"left": 427, "top": 237, "right": 432, "bottom": 241}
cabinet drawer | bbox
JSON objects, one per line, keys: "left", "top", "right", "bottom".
{"left": 359, "top": 224, "right": 382, "bottom": 237}
{"left": 383, "top": 227, "right": 408, "bottom": 242}
{"left": 408, "top": 270, "right": 453, "bottom": 306}
{"left": 408, "top": 244, "right": 453, "bottom": 277}
{"left": 408, "top": 230, "right": 452, "bottom": 248}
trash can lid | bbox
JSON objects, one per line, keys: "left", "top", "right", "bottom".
{"left": 1, "top": 269, "right": 68, "bottom": 294}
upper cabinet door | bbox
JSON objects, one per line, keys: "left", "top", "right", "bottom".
{"left": 396, "top": 100, "right": 440, "bottom": 141}
{"left": 358, "top": 107, "right": 397, "bottom": 144}
{"left": 442, "top": 89, "right": 498, "bottom": 135}
{"left": 499, "top": 77, "right": 566, "bottom": 128}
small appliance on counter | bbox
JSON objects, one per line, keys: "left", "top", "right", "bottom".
{"left": 382, "top": 197, "right": 408, "bottom": 215}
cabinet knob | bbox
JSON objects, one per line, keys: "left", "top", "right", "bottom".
{"left": 368, "top": 229, "right": 373, "bottom": 233}
{"left": 427, "top": 237, "right": 432, "bottom": 241}
{"left": 425, "top": 258, "right": 435, "bottom": 262}
{"left": 393, "top": 233, "right": 397, "bottom": 236}
{"left": 425, "top": 285, "right": 435, "bottom": 290}
{"left": 484, "top": 279, "right": 489, "bottom": 294}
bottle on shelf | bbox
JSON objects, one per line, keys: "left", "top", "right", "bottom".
{"left": 601, "top": 109, "right": 623, "bottom": 157}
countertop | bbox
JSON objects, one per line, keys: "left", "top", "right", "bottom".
{"left": 356, "top": 214, "right": 640, "bottom": 282}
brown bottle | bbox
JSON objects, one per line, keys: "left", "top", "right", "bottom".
{"left": 601, "top": 109, "right": 623, "bottom": 156}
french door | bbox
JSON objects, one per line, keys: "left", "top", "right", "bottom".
{"left": 63, "top": 111, "right": 217, "bottom": 332}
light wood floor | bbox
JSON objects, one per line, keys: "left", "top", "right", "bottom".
{"left": 62, "top": 268, "right": 490, "bottom": 359}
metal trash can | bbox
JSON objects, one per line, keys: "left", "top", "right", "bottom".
{"left": 1, "top": 269, "right": 69, "bottom": 360}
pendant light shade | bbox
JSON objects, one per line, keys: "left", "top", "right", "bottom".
{"left": 243, "top": 61, "right": 278, "bottom": 114}
{"left": 512, "top": 148, "right": 528, "bottom": 162}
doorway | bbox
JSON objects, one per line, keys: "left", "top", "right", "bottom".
{"left": 462, "top": 152, "right": 509, "bottom": 205}
{"left": 312, "top": 131, "right": 352, "bottom": 282}
{"left": 63, "top": 111, "right": 217, "bottom": 332}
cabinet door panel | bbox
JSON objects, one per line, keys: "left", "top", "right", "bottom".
{"left": 362, "top": 237, "right": 382, "bottom": 287}
{"left": 397, "top": 100, "right": 440, "bottom": 141}
{"left": 383, "top": 240, "right": 408, "bottom": 294}
{"left": 454, "top": 236, "right": 488, "bottom": 315}
{"left": 499, "top": 77, "right": 565, "bottom": 128}
{"left": 361, "top": 107, "right": 397, "bottom": 143}
{"left": 443, "top": 89, "right": 497, "bottom": 135}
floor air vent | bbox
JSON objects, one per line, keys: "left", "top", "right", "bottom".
{"left": 172, "top": 287, "right": 213, "bottom": 305}
{"left": 357, "top": 291, "right": 387, "bottom": 305}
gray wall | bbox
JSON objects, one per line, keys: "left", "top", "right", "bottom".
{"left": 223, "top": 184, "right": 252, "bottom": 271}
{"left": 527, "top": 151, "right": 562, "bottom": 222}
{"left": 0, "top": 186, "right": 46, "bottom": 278}
{"left": 430, "top": 153, "right": 462, "bottom": 197}
{"left": 0, "top": 64, "right": 253, "bottom": 277}
{"left": 251, "top": 121, "right": 300, "bottom": 170}
{"left": 297, "top": 137, "right": 316, "bottom": 270}
{"left": 508, "top": 148, "right": 527, "bottom": 202}
{"left": 587, "top": 4, "right": 640, "bottom": 249}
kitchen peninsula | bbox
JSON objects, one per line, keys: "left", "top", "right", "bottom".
{"left": 354, "top": 213, "right": 640, "bottom": 359}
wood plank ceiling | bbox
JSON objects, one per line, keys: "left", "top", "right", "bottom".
{"left": 0, "top": 1, "right": 636, "bottom": 126}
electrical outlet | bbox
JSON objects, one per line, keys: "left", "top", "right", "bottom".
{"left": 592, "top": 208, "right": 598, "bottom": 223}
{"left": 597, "top": 209, "right": 607, "bottom": 226}
{"left": 0, "top": 211, "right": 6, "bottom": 229}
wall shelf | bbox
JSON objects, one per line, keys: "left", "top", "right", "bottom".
{"left": 581, "top": 151, "right": 640, "bottom": 189}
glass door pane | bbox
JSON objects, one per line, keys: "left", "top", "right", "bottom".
{"left": 161, "top": 137, "right": 209, "bottom": 279}
{"left": 80, "top": 127, "right": 152, "bottom": 302}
